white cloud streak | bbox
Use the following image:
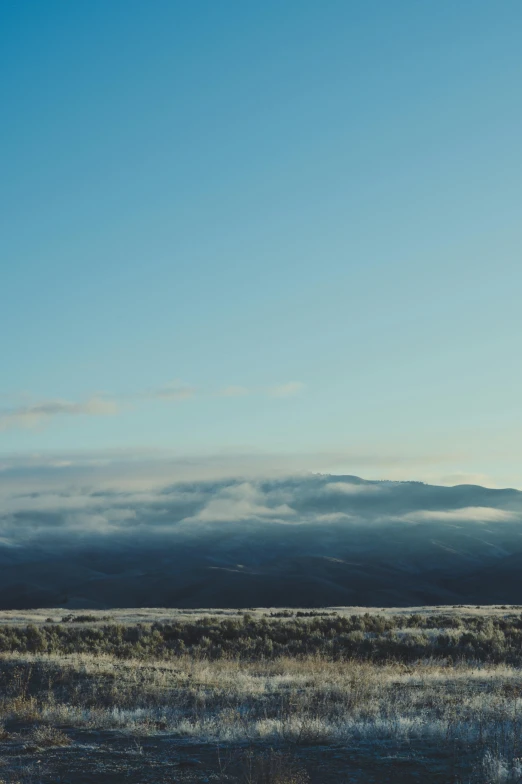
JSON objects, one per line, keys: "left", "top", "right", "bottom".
{"left": 1, "top": 380, "right": 305, "bottom": 431}
{"left": 148, "top": 382, "right": 197, "bottom": 401}
{"left": 0, "top": 397, "right": 118, "bottom": 431}
{"left": 323, "top": 482, "right": 382, "bottom": 496}
{"left": 400, "top": 507, "right": 517, "bottom": 523}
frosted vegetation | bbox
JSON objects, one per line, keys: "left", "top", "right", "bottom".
{"left": 2, "top": 608, "right": 522, "bottom": 781}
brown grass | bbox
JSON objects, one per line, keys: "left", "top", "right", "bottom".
{"left": 2, "top": 608, "right": 522, "bottom": 781}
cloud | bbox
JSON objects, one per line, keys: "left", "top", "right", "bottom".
{"left": 267, "top": 382, "right": 304, "bottom": 398}
{"left": 147, "top": 381, "right": 197, "bottom": 401}
{"left": 323, "top": 482, "right": 382, "bottom": 496}
{"left": 181, "top": 482, "right": 296, "bottom": 525}
{"left": 0, "top": 467, "right": 520, "bottom": 549}
{"left": 1, "top": 378, "right": 305, "bottom": 430}
{"left": 0, "top": 448, "right": 499, "bottom": 495}
{"left": 315, "top": 512, "right": 354, "bottom": 523}
{"left": 400, "top": 507, "right": 517, "bottom": 523}
{"left": 0, "top": 396, "right": 118, "bottom": 430}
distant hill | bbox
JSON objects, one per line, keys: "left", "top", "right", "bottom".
{"left": 0, "top": 474, "right": 521, "bottom": 609}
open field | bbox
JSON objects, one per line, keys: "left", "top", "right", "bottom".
{"left": 1, "top": 604, "right": 520, "bottom": 626}
{"left": 2, "top": 607, "right": 522, "bottom": 782}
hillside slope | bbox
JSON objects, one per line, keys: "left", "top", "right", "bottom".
{"left": 0, "top": 475, "right": 521, "bottom": 608}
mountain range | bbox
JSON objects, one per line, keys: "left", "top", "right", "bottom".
{"left": 1, "top": 474, "right": 521, "bottom": 609}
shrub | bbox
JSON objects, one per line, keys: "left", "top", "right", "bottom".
{"left": 29, "top": 725, "right": 72, "bottom": 748}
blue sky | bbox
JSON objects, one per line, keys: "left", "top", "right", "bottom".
{"left": 2, "top": 0, "right": 522, "bottom": 487}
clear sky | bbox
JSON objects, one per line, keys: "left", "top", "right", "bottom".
{"left": 2, "top": 0, "right": 522, "bottom": 487}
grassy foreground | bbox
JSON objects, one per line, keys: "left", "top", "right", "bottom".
{"left": 1, "top": 607, "right": 522, "bottom": 782}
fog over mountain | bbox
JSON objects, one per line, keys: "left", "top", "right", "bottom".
{"left": 1, "top": 472, "right": 522, "bottom": 609}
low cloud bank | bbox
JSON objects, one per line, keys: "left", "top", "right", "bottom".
{"left": 0, "top": 469, "right": 520, "bottom": 549}
{"left": 1, "top": 464, "right": 522, "bottom": 609}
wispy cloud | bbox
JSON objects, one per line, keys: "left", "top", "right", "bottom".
{"left": 0, "top": 449, "right": 475, "bottom": 494}
{"left": 399, "top": 507, "right": 517, "bottom": 523}
{"left": 322, "top": 482, "right": 381, "bottom": 496}
{"left": 1, "top": 379, "right": 305, "bottom": 431}
{"left": 147, "top": 381, "right": 197, "bottom": 401}
{"left": 267, "top": 381, "right": 304, "bottom": 398}
{"left": 0, "top": 397, "right": 118, "bottom": 431}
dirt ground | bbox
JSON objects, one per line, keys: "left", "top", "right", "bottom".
{"left": 0, "top": 727, "right": 477, "bottom": 783}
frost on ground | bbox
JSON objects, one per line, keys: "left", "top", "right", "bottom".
{"left": 1, "top": 607, "right": 522, "bottom": 782}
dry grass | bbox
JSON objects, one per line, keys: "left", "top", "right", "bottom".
{"left": 2, "top": 608, "right": 522, "bottom": 781}
{"left": 0, "top": 604, "right": 519, "bottom": 627}
{"left": 1, "top": 651, "right": 522, "bottom": 749}
{"left": 28, "top": 725, "right": 71, "bottom": 748}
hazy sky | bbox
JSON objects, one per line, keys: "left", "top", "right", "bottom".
{"left": 2, "top": 1, "right": 522, "bottom": 487}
